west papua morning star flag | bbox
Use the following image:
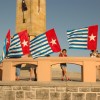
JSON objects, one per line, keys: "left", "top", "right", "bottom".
{"left": 0, "top": 39, "right": 6, "bottom": 63}
{"left": 6, "top": 29, "right": 11, "bottom": 52}
{"left": 30, "top": 28, "right": 61, "bottom": 58}
{"left": 67, "top": 25, "right": 98, "bottom": 50}
{"left": 18, "top": 30, "right": 30, "bottom": 55}
{"left": 87, "top": 25, "right": 98, "bottom": 50}
{"left": 0, "top": 30, "right": 11, "bottom": 63}
{"left": 8, "top": 30, "right": 30, "bottom": 58}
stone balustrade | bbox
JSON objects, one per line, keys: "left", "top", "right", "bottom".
{"left": 1, "top": 57, "right": 100, "bottom": 82}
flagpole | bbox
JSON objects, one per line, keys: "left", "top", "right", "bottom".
{"left": 38, "top": 0, "right": 40, "bottom": 13}
{"left": 23, "top": 11, "right": 25, "bottom": 23}
{"left": 22, "top": 0, "right": 27, "bottom": 23}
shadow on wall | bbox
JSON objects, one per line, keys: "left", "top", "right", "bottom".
{"left": 0, "top": 69, "right": 2, "bottom": 80}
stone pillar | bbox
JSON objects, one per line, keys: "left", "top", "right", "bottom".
{"left": 96, "top": 65, "right": 100, "bottom": 80}
{"left": 2, "top": 61, "right": 16, "bottom": 81}
{"left": 37, "top": 60, "right": 51, "bottom": 81}
{"left": 82, "top": 61, "right": 96, "bottom": 82}
{"left": 16, "top": 0, "right": 46, "bottom": 39}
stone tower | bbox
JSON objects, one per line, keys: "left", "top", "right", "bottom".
{"left": 16, "top": 0, "right": 46, "bottom": 39}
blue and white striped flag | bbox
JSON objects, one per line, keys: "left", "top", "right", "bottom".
{"left": 30, "top": 29, "right": 61, "bottom": 58}
{"left": 7, "top": 34, "right": 23, "bottom": 58}
{"left": 8, "top": 30, "right": 30, "bottom": 58}
{"left": 0, "top": 30, "right": 11, "bottom": 63}
{"left": 67, "top": 27, "right": 89, "bottom": 49}
{"left": 67, "top": 25, "right": 98, "bottom": 50}
{"left": 0, "top": 39, "right": 6, "bottom": 63}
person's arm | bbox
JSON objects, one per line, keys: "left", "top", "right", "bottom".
{"left": 97, "top": 53, "right": 100, "bottom": 58}
{"left": 59, "top": 53, "right": 62, "bottom": 57}
{"left": 90, "top": 53, "right": 92, "bottom": 57}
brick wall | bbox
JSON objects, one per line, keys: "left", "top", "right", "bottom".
{"left": 0, "top": 82, "right": 100, "bottom": 100}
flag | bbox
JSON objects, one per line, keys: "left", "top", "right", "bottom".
{"left": 87, "top": 25, "right": 98, "bottom": 50}
{"left": 0, "top": 30, "right": 11, "bottom": 63}
{"left": 18, "top": 30, "right": 30, "bottom": 55}
{"left": 0, "top": 39, "right": 6, "bottom": 63}
{"left": 30, "top": 29, "right": 61, "bottom": 58}
{"left": 67, "top": 25, "right": 98, "bottom": 50}
{"left": 22, "top": 0, "right": 27, "bottom": 11}
{"left": 6, "top": 29, "right": 11, "bottom": 52}
{"left": 8, "top": 30, "right": 30, "bottom": 58}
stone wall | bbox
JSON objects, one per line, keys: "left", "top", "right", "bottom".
{"left": 0, "top": 82, "right": 100, "bottom": 100}
{"left": 16, "top": 0, "right": 46, "bottom": 38}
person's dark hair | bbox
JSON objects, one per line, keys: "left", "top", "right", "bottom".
{"left": 91, "top": 50, "right": 98, "bottom": 53}
{"left": 91, "top": 50, "right": 94, "bottom": 52}
{"left": 62, "top": 49, "right": 67, "bottom": 52}
{"left": 45, "top": 54, "right": 50, "bottom": 57}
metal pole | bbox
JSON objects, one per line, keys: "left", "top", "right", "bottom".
{"left": 23, "top": 11, "right": 25, "bottom": 23}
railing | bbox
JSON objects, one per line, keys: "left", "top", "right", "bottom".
{"left": 1, "top": 57, "right": 100, "bottom": 82}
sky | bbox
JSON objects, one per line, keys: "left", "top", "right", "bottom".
{"left": 0, "top": 0, "right": 100, "bottom": 72}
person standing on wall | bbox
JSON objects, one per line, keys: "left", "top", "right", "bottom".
{"left": 90, "top": 50, "right": 98, "bottom": 57}
{"left": 59, "top": 49, "right": 71, "bottom": 81}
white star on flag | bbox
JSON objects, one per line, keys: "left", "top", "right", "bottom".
{"left": 22, "top": 40, "right": 28, "bottom": 47}
{"left": 89, "top": 34, "right": 96, "bottom": 41}
{"left": 50, "top": 39, "right": 56, "bottom": 45}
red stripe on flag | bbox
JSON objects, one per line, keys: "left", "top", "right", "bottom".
{"left": 18, "top": 30, "right": 30, "bottom": 55}
{"left": 87, "top": 25, "right": 98, "bottom": 50}
{"left": 46, "top": 29, "right": 61, "bottom": 52}
{"left": 6, "top": 29, "right": 11, "bottom": 52}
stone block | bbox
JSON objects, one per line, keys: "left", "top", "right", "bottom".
{"left": 50, "top": 92, "right": 60, "bottom": 100}
{"left": 72, "top": 93, "right": 85, "bottom": 100}
{"left": 0, "top": 91, "right": 4, "bottom": 100}
{"left": 86, "top": 93, "right": 96, "bottom": 100}
{"left": 56, "top": 87, "right": 66, "bottom": 92}
{"left": 98, "top": 96, "right": 100, "bottom": 100}
{"left": 25, "top": 92, "right": 36, "bottom": 99}
{"left": 61, "top": 93, "right": 71, "bottom": 100}
{"left": 98, "top": 93, "right": 100, "bottom": 95}
{"left": 4, "top": 91, "right": 15, "bottom": 100}
{"left": 2, "top": 86, "right": 12, "bottom": 90}
{"left": 66, "top": 87, "right": 78, "bottom": 92}
{"left": 16, "top": 99, "right": 24, "bottom": 100}
{"left": 13, "top": 86, "right": 22, "bottom": 90}
{"left": 36, "top": 89, "right": 49, "bottom": 99}
{"left": 50, "top": 87, "right": 56, "bottom": 92}
{"left": 22, "top": 86, "right": 31, "bottom": 91}
{"left": 16, "top": 91, "right": 24, "bottom": 99}
{"left": 0, "top": 86, "right": 3, "bottom": 91}
{"left": 91, "top": 88, "right": 100, "bottom": 92}
{"left": 31, "top": 86, "right": 39, "bottom": 91}
{"left": 31, "top": 88, "right": 36, "bottom": 91}
{"left": 79, "top": 87, "right": 90, "bottom": 92}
